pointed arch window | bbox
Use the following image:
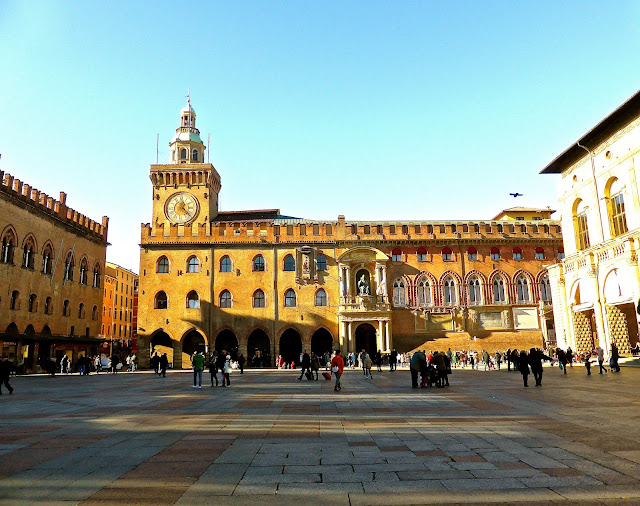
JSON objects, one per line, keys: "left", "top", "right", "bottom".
{"left": 22, "top": 237, "right": 35, "bottom": 269}
{"left": 220, "top": 290, "right": 232, "bottom": 308}
{"left": 79, "top": 258, "right": 89, "bottom": 285}
{"left": 187, "top": 290, "right": 200, "bottom": 309}
{"left": 156, "top": 256, "right": 170, "bottom": 273}
{"left": 317, "top": 255, "right": 327, "bottom": 272}
{"left": 468, "top": 276, "right": 481, "bottom": 305}
{"left": 93, "top": 263, "right": 101, "bottom": 287}
{"left": 154, "top": 291, "right": 168, "bottom": 309}
{"left": 10, "top": 290, "right": 19, "bottom": 310}
{"left": 392, "top": 278, "right": 406, "bottom": 307}
{"left": 517, "top": 275, "right": 530, "bottom": 302}
{"left": 28, "top": 294, "right": 37, "bottom": 313}
{"left": 283, "top": 255, "right": 295, "bottom": 272}
{"left": 42, "top": 243, "right": 54, "bottom": 274}
{"left": 443, "top": 277, "right": 456, "bottom": 305}
{"left": 220, "top": 255, "right": 232, "bottom": 272}
{"left": 64, "top": 253, "right": 75, "bottom": 281}
{"left": 315, "top": 288, "right": 327, "bottom": 307}
{"left": 253, "top": 289, "right": 266, "bottom": 308}
{"left": 493, "top": 276, "right": 506, "bottom": 303}
{"left": 540, "top": 274, "right": 552, "bottom": 302}
{"left": 418, "top": 277, "right": 431, "bottom": 306}
{"left": 284, "top": 288, "right": 297, "bottom": 307}
{"left": 1, "top": 230, "right": 16, "bottom": 264}
{"left": 186, "top": 255, "right": 200, "bottom": 273}
{"left": 252, "top": 255, "right": 265, "bottom": 272}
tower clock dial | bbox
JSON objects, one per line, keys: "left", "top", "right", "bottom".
{"left": 165, "top": 192, "right": 199, "bottom": 224}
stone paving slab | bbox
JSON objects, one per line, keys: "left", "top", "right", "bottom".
{"left": 1, "top": 366, "right": 640, "bottom": 503}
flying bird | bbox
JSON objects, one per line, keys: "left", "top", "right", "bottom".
{"left": 509, "top": 193, "right": 523, "bottom": 198}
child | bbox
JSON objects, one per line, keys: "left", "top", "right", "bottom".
{"left": 364, "top": 355, "right": 373, "bottom": 379}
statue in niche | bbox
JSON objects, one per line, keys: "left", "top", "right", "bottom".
{"left": 358, "top": 273, "right": 371, "bottom": 296}
{"left": 302, "top": 254, "right": 310, "bottom": 274}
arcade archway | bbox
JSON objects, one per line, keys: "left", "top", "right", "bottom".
{"left": 215, "top": 330, "right": 238, "bottom": 361}
{"left": 355, "top": 323, "right": 377, "bottom": 355}
{"left": 182, "top": 330, "right": 206, "bottom": 368}
{"left": 150, "top": 331, "right": 173, "bottom": 366}
{"left": 247, "top": 329, "right": 270, "bottom": 367}
{"left": 311, "top": 328, "right": 333, "bottom": 359}
{"left": 279, "top": 328, "right": 302, "bottom": 366}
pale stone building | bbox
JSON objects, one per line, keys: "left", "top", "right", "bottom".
{"left": 543, "top": 90, "right": 640, "bottom": 355}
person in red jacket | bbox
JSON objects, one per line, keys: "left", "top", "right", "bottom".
{"left": 330, "top": 350, "right": 344, "bottom": 392}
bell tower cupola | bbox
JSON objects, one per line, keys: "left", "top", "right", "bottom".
{"left": 169, "top": 94, "right": 206, "bottom": 164}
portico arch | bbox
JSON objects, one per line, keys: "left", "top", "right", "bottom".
{"left": 279, "top": 328, "right": 302, "bottom": 366}
{"left": 150, "top": 330, "right": 174, "bottom": 366}
{"left": 247, "top": 328, "right": 270, "bottom": 367}
{"left": 311, "top": 328, "right": 333, "bottom": 357}
{"left": 215, "top": 329, "right": 238, "bottom": 361}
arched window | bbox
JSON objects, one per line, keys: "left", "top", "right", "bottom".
{"left": 557, "top": 247, "right": 565, "bottom": 260}
{"left": 79, "top": 258, "right": 89, "bottom": 285}
{"left": 315, "top": 288, "right": 327, "bottom": 307}
{"left": 92, "top": 305, "right": 98, "bottom": 320}
{"left": 512, "top": 247, "right": 523, "bottom": 260}
{"left": 468, "top": 276, "right": 481, "bottom": 305}
{"left": 186, "top": 255, "right": 200, "bottom": 273}
{"left": 467, "top": 247, "right": 478, "bottom": 261}
{"left": 10, "top": 290, "right": 19, "bottom": 310}
{"left": 156, "top": 256, "right": 170, "bottom": 273}
{"left": 253, "top": 289, "right": 266, "bottom": 308}
{"left": 442, "top": 247, "right": 453, "bottom": 262}
{"left": 180, "top": 148, "right": 187, "bottom": 159}
{"left": 192, "top": 149, "right": 198, "bottom": 161}
{"left": 493, "top": 276, "right": 506, "bottom": 303}
{"left": 573, "top": 199, "right": 590, "bottom": 251}
{"left": 417, "top": 247, "right": 427, "bottom": 262}
{"left": 64, "top": 252, "right": 75, "bottom": 281}
{"left": 220, "top": 290, "right": 232, "bottom": 308}
{"left": 42, "top": 242, "right": 54, "bottom": 274}
{"left": 187, "top": 290, "right": 200, "bottom": 309}
{"left": 220, "top": 255, "right": 232, "bottom": 272}
{"left": 490, "top": 247, "right": 500, "bottom": 261}
{"left": 252, "top": 255, "right": 265, "bottom": 272}
{"left": 1, "top": 229, "right": 16, "bottom": 264}
{"left": 63, "top": 299, "right": 70, "bottom": 316}
{"left": 44, "top": 297, "right": 52, "bottom": 315}
{"left": 540, "top": 274, "right": 552, "bottom": 302}
{"left": 283, "top": 255, "right": 295, "bottom": 272}
{"left": 392, "top": 278, "right": 405, "bottom": 307}
{"left": 606, "top": 178, "right": 628, "bottom": 237}
{"left": 535, "top": 247, "right": 545, "bottom": 260}
{"left": 284, "top": 288, "right": 297, "bottom": 307}
{"left": 22, "top": 236, "right": 35, "bottom": 269}
{"left": 391, "top": 248, "right": 402, "bottom": 262}
{"left": 93, "top": 263, "right": 101, "bottom": 287}
{"left": 28, "top": 294, "right": 37, "bottom": 312}
{"left": 78, "top": 303, "right": 84, "bottom": 319}
{"left": 443, "top": 277, "right": 456, "bottom": 305}
{"left": 154, "top": 291, "right": 168, "bottom": 309}
{"left": 517, "top": 275, "right": 530, "bottom": 302}
{"left": 418, "top": 277, "right": 431, "bottom": 306}
{"left": 317, "top": 255, "right": 327, "bottom": 271}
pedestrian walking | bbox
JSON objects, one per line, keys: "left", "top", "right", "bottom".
{"left": 159, "top": 353, "right": 168, "bottom": 377}
{"left": 298, "top": 349, "right": 311, "bottom": 380}
{"left": 331, "top": 350, "right": 344, "bottom": 391}
{"left": 311, "top": 352, "right": 320, "bottom": 380}
{"left": 611, "top": 343, "right": 620, "bottom": 372}
{"left": 111, "top": 354, "right": 120, "bottom": 374}
{"left": 582, "top": 352, "right": 592, "bottom": 375}
{"left": 557, "top": 348, "right": 568, "bottom": 375}
{"left": 518, "top": 350, "right": 530, "bottom": 387}
{"left": 364, "top": 354, "right": 373, "bottom": 379}
{"left": 0, "top": 356, "right": 14, "bottom": 395}
{"left": 209, "top": 352, "right": 219, "bottom": 386}
{"left": 390, "top": 348, "right": 398, "bottom": 371}
{"left": 222, "top": 356, "right": 231, "bottom": 386}
{"left": 192, "top": 351, "right": 204, "bottom": 388}
{"left": 528, "top": 348, "right": 552, "bottom": 387}
{"left": 150, "top": 352, "right": 160, "bottom": 374}
{"left": 238, "top": 354, "right": 245, "bottom": 374}
{"left": 597, "top": 346, "right": 608, "bottom": 374}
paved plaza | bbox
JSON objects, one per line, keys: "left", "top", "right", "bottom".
{"left": 1, "top": 363, "right": 640, "bottom": 505}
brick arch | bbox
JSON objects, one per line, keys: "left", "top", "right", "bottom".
{"left": 309, "top": 324, "right": 335, "bottom": 342}
{"left": 412, "top": 271, "right": 437, "bottom": 306}
{"left": 41, "top": 239, "right": 54, "bottom": 255}
{"left": 277, "top": 325, "right": 304, "bottom": 341}
{"left": 149, "top": 327, "right": 176, "bottom": 343}
{"left": 21, "top": 232, "right": 37, "bottom": 252}
{"left": 1, "top": 225, "right": 18, "bottom": 249}
{"left": 245, "top": 324, "right": 272, "bottom": 345}
{"left": 464, "top": 270, "right": 488, "bottom": 305}
{"left": 512, "top": 269, "right": 535, "bottom": 303}
{"left": 391, "top": 273, "right": 412, "bottom": 306}
{"left": 438, "top": 270, "right": 463, "bottom": 306}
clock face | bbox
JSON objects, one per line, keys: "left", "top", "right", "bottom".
{"left": 165, "top": 192, "right": 199, "bottom": 224}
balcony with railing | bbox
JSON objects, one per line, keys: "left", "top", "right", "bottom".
{"left": 339, "top": 295, "right": 391, "bottom": 313}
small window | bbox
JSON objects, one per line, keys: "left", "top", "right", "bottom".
{"left": 535, "top": 247, "right": 545, "bottom": 260}
{"left": 186, "top": 256, "right": 200, "bottom": 273}
{"left": 467, "top": 246, "right": 478, "bottom": 261}
{"left": 283, "top": 255, "right": 295, "bottom": 271}
{"left": 284, "top": 288, "right": 297, "bottom": 307}
{"left": 363, "top": 225, "right": 370, "bottom": 235}
{"left": 220, "top": 290, "right": 232, "bottom": 308}
{"left": 516, "top": 217, "right": 525, "bottom": 221}
{"left": 28, "top": 294, "right": 37, "bottom": 312}
{"left": 157, "top": 256, "right": 170, "bottom": 273}
{"left": 557, "top": 247, "right": 565, "bottom": 260}
{"left": 192, "top": 149, "right": 198, "bottom": 161}
{"left": 391, "top": 248, "right": 402, "bottom": 262}
{"left": 402, "top": 225, "right": 409, "bottom": 234}
{"left": 490, "top": 247, "right": 500, "bottom": 261}
{"left": 253, "top": 255, "right": 265, "bottom": 272}
{"left": 44, "top": 297, "right": 52, "bottom": 315}
{"left": 9, "top": 291, "right": 19, "bottom": 310}
{"left": 417, "top": 247, "right": 427, "bottom": 262}
{"left": 155, "top": 291, "right": 168, "bottom": 309}
{"left": 78, "top": 303, "right": 84, "bottom": 319}
{"left": 315, "top": 288, "right": 327, "bottom": 307}
{"left": 442, "top": 247, "right": 453, "bottom": 262}
{"left": 180, "top": 148, "right": 187, "bottom": 159}
{"left": 313, "top": 224, "right": 319, "bottom": 236}
{"left": 376, "top": 225, "right": 383, "bottom": 234}
{"left": 253, "top": 289, "right": 266, "bottom": 308}
{"left": 63, "top": 299, "right": 70, "bottom": 316}
{"left": 286, "top": 225, "right": 294, "bottom": 236}
{"left": 325, "top": 224, "right": 333, "bottom": 235}
{"left": 414, "top": 224, "right": 422, "bottom": 234}
{"left": 317, "top": 255, "right": 327, "bottom": 271}
{"left": 187, "top": 290, "right": 200, "bottom": 309}
{"left": 513, "top": 247, "right": 523, "bottom": 260}
{"left": 220, "top": 255, "right": 232, "bottom": 272}
{"left": 389, "top": 225, "right": 396, "bottom": 235}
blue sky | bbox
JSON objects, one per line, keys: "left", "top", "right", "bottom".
{"left": 2, "top": 1, "right": 640, "bottom": 272}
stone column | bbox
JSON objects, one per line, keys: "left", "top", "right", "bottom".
{"left": 377, "top": 320, "right": 383, "bottom": 351}
{"left": 339, "top": 265, "right": 345, "bottom": 299}
{"left": 172, "top": 340, "right": 182, "bottom": 369}
{"left": 347, "top": 322, "right": 352, "bottom": 354}
{"left": 385, "top": 320, "right": 390, "bottom": 351}
{"left": 346, "top": 268, "right": 351, "bottom": 298}
{"left": 238, "top": 342, "right": 248, "bottom": 363}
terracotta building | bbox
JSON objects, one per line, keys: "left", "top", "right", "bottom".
{"left": 544, "top": 90, "right": 640, "bottom": 355}
{"left": 137, "top": 102, "right": 563, "bottom": 368}
{"left": 0, "top": 171, "right": 109, "bottom": 372}
{"left": 100, "top": 262, "right": 138, "bottom": 358}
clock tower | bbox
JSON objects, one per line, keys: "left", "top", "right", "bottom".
{"left": 150, "top": 99, "right": 221, "bottom": 230}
